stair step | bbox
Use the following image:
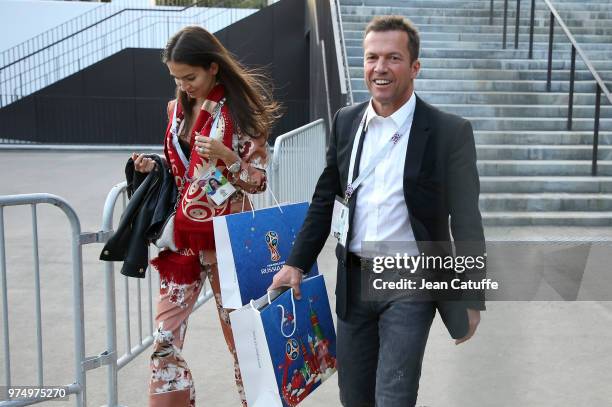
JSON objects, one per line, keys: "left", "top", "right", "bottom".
{"left": 544, "top": 9, "right": 612, "bottom": 18}
{"left": 340, "top": 0, "right": 612, "bottom": 8}
{"left": 345, "top": 38, "right": 612, "bottom": 52}
{"left": 354, "top": 79, "right": 609, "bottom": 94}
{"left": 340, "top": 14, "right": 612, "bottom": 28}
{"left": 473, "top": 131, "right": 612, "bottom": 145}
{"left": 479, "top": 193, "right": 612, "bottom": 211}
{"left": 353, "top": 89, "right": 605, "bottom": 106}
{"left": 341, "top": 6, "right": 538, "bottom": 18}
{"left": 480, "top": 176, "right": 612, "bottom": 193}
{"left": 476, "top": 145, "right": 612, "bottom": 160}
{"left": 343, "top": 30, "right": 612, "bottom": 43}
{"left": 468, "top": 117, "right": 612, "bottom": 132}
{"left": 412, "top": 58, "right": 612, "bottom": 70}
{"left": 417, "top": 91, "right": 606, "bottom": 105}
{"left": 340, "top": 0, "right": 506, "bottom": 7}
{"left": 434, "top": 104, "right": 612, "bottom": 119}
{"left": 482, "top": 211, "right": 612, "bottom": 226}
{"left": 341, "top": 6, "right": 612, "bottom": 20}
{"left": 350, "top": 67, "right": 612, "bottom": 82}
{"left": 346, "top": 47, "right": 612, "bottom": 60}
{"left": 477, "top": 160, "right": 612, "bottom": 176}
{"left": 410, "top": 79, "right": 605, "bottom": 93}
{"left": 341, "top": 22, "right": 612, "bottom": 36}
{"left": 340, "top": 0, "right": 517, "bottom": 9}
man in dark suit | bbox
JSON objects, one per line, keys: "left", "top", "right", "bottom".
{"left": 269, "top": 15, "right": 485, "bottom": 407}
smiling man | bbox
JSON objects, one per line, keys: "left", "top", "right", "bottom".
{"left": 270, "top": 15, "right": 486, "bottom": 407}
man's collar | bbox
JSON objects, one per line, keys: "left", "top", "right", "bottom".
{"left": 365, "top": 92, "right": 417, "bottom": 129}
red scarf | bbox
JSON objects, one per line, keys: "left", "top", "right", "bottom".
{"left": 152, "top": 84, "right": 234, "bottom": 284}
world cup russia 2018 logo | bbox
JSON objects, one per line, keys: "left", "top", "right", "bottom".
{"left": 286, "top": 338, "right": 299, "bottom": 360}
{"left": 265, "top": 231, "right": 281, "bottom": 262}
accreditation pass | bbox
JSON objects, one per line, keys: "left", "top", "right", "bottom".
{"left": 331, "top": 196, "right": 349, "bottom": 247}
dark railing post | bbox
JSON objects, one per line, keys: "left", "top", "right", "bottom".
{"left": 490, "top": 0, "right": 494, "bottom": 25}
{"left": 547, "top": 12, "right": 555, "bottom": 92}
{"left": 503, "top": 0, "right": 509, "bottom": 49}
{"left": 515, "top": 0, "right": 521, "bottom": 49}
{"left": 592, "top": 85, "right": 602, "bottom": 176}
{"left": 567, "top": 45, "right": 576, "bottom": 130}
{"left": 528, "top": 0, "right": 535, "bottom": 58}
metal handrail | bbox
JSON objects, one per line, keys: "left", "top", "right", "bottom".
{"left": 540, "top": 0, "right": 612, "bottom": 103}
{"left": 0, "top": 1, "right": 177, "bottom": 70}
{"left": 1, "top": 2, "right": 108, "bottom": 69}
{"left": 494, "top": 0, "right": 612, "bottom": 176}
{"left": 0, "top": 7, "right": 162, "bottom": 71}
{"left": 0, "top": 1, "right": 259, "bottom": 108}
{"left": 329, "top": 0, "right": 353, "bottom": 106}
{"left": 0, "top": 0, "right": 261, "bottom": 72}
{"left": 6, "top": 9, "right": 240, "bottom": 93}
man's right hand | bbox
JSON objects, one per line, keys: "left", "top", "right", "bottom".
{"left": 268, "top": 265, "right": 304, "bottom": 299}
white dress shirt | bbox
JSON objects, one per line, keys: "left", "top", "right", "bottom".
{"left": 348, "top": 92, "right": 417, "bottom": 255}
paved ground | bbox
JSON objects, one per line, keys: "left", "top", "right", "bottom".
{"left": 1, "top": 151, "right": 611, "bottom": 407}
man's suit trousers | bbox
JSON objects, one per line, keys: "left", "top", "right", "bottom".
{"left": 337, "top": 255, "right": 436, "bottom": 407}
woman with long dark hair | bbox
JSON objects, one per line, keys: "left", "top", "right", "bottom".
{"left": 132, "top": 25, "right": 280, "bottom": 407}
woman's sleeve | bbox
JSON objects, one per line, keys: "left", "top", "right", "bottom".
{"left": 230, "top": 131, "right": 269, "bottom": 194}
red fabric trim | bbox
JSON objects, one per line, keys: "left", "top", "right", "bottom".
{"left": 174, "top": 226, "right": 216, "bottom": 251}
{"left": 150, "top": 250, "right": 201, "bottom": 285}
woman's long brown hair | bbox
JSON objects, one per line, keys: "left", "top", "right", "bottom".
{"left": 162, "top": 26, "right": 281, "bottom": 139}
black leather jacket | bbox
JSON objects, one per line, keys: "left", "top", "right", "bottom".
{"left": 100, "top": 155, "right": 176, "bottom": 278}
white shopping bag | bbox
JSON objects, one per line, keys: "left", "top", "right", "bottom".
{"left": 230, "top": 275, "right": 337, "bottom": 407}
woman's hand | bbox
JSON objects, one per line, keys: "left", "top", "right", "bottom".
{"left": 194, "top": 134, "right": 234, "bottom": 163}
{"left": 132, "top": 153, "right": 156, "bottom": 173}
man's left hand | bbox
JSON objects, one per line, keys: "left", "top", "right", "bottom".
{"left": 455, "top": 308, "right": 481, "bottom": 345}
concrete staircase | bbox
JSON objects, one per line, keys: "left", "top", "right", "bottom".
{"left": 339, "top": 0, "right": 612, "bottom": 226}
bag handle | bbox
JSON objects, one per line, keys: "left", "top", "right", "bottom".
{"left": 266, "top": 183, "right": 283, "bottom": 214}
{"left": 245, "top": 180, "right": 284, "bottom": 218}
{"left": 249, "top": 288, "right": 297, "bottom": 338}
{"left": 276, "top": 288, "right": 297, "bottom": 338}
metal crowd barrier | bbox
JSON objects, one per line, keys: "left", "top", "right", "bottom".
{"left": 0, "top": 118, "right": 326, "bottom": 406}
{"left": 245, "top": 119, "right": 326, "bottom": 209}
{"left": 0, "top": 189, "right": 214, "bottom": 407}
{"left": 0, "top": 194, "right": 87, "bottom": 406}
{"left": 270, "top": 119, "right": 327, "bottom": 204}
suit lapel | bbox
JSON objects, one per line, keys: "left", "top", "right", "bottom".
{"left": 404, "top": 96, "right": 431, "bottom": 183}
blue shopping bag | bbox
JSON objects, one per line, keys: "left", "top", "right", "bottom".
{"left": 213, "top": 202, "right": 318, "bottom": 308}
{"left": 230, "top": 275, "right": 337, "bottom": 407}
